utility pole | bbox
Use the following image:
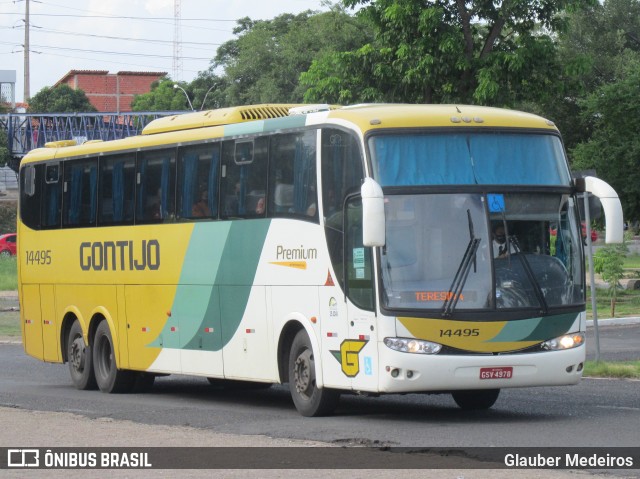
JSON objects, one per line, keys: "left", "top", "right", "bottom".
{"left": 173, "top": 0, "right": 183, "bottom": 82}
{"left": 23, "top": 0, "right": 30, "bottom": 102}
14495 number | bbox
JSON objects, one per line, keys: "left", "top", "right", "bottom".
{"left": 439, "top": 328, "right": 480, "bottom": 338}
{"left": 25, "top": 250, "right": 52, "bottom": 265}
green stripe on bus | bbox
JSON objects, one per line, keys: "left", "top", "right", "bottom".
{"left": 153, "top": 220, "right": 271, "bottom": 352}
{"left": 488, "top": 313, "right": 578, "bottom": 342}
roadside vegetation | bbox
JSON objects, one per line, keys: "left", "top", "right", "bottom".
{"left": 0, "top": 255, "right": 16, "bottom": 290}
{"left": 586, "top": 251, "right": 640, "bottom": 319}
{"left": 584, "top": 360, "right": 640, "bottom": 379}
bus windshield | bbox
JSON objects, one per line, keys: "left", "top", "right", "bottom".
{"left": 380, "top": 192, "right": 584, "bottom": 315}
{"left": 369, "top": 132, "right": 571, "bottom": 186}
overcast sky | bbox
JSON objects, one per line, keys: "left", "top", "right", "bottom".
{"left": 1, "top": 0, "right": 327, "bottom": 103}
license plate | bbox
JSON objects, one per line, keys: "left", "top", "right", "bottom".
{"left": 480, "top": 367, "right": 513, "bottom": 380}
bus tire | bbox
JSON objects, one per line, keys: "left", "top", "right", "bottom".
{"left": 67, "top": 320, "right": 97, "bottom": 390}
{"left": 452, "top": 389, "right": 500, "bottom": 410}
{"left": 93, "top": 321, "right": 135, "bottom": 393}
{"left": 288, "top": 330, "right": 340, "bottom": 417}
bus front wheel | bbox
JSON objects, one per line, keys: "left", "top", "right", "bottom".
{"left": 288, "top": 330, "right": 340, "bottom": 417}
{"left": 67, "top": 320, "right": 97, "bottom": 390}
{"left": 451, "top": 389, "right": 500, "bottom": 410}
{"left": 92, "top": 321, "right": 135, "bottom": 393}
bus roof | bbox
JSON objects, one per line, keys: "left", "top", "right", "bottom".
{"left": 141, "top": 104, "right": 304, "bottom": 135}
{"left": 324, "top": 104, "right": 557, "bottom": 132}
{"left": 20, "top": 104, "right": 558, "bottom": 166}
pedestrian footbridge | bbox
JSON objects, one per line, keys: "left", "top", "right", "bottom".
{"left": 0, "top": 111, "right": 184, "bottom": 171}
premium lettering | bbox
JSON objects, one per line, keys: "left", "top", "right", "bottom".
{"left": 80, "top": 240, "right": 160, "bottom": 271}
{"left": 276, "top": 245, "right": 317, "bottom": 261}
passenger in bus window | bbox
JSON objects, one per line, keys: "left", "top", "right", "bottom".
{"left": 255, "top": 196, "right": 265, "bottom": 215}
{"left": 148, "top": 188, "right": 162, "bottom": 220}
{"left": 306, "top": 186, "right": 317, "bottom": 217}
{"left": 192, "top": 189, "right": 211, "bottom": 217}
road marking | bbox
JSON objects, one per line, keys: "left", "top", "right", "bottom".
{"left": 596, "top": 405, "right": 640, "bottom": 411}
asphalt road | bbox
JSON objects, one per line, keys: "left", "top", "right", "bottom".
{"left": 0, "top": 324, "right": 638, "bottom": 448}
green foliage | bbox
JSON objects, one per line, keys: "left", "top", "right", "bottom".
{"left": 571, "top": 61, "right": 640, "bottom": 221}
{"left": 593, "top": 235, "right": 630, "bottom": 316}
{"left": 27, "top": 85, "right": 97, "bottom": 113}
{"left": 0, "top": 129, "right": 9, "bottom": 168}
{"left": 303, "top": 0, "right": 592, "bottom": 105}
{"left": 131, "top": 77, "right": 197, "bottom": 111}
{"left": 583, "top": 360, "right": 640, "bottom": 378}
{"left": 0, "top": 202, "right": 17, "bottom": 233}
{"left": 0, "top": 256, "right": 17, "bottom": 291}
{"left": 208, "top": 7, "right": 371, "bottom": 106}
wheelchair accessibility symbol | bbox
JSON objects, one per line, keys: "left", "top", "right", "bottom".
{"left": 488, "top": 194, "right": 505, "bottom": 213}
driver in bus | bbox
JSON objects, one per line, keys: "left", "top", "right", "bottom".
{"left": 492, "top": 224, "right": 516, "bottom": 259}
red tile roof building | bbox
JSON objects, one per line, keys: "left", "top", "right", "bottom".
{"left": 55, "top": 70, "right": 166, "bottom": 113}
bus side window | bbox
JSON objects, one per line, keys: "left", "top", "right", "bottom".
{"left": 62, "top": 158, "right": 98, "bottom": 227}
{"left": 268, "top": 130, "right": 318, "bottom": 221}
{"left": 222, "top": 137, "right": 268, "bottom": 218}
{"left": 136, "top": 149, "right": 176, "bottom": 223}
{"left": 321, "top": 128, "right": 365, "bottom": 289}
{"left": 177, "top": 143, "right": 219, "bottom": 220}
{"left": 43, "top": 163, "right": 62, "bottom": 228}
{"left": 99, "top": 154, "right": 135, "bottom": 226}
{"left": 20, "top": 164, "right": 43, "bottom": 230}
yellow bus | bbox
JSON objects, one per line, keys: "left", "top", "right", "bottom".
{"left": 18, "top": 104, "right": 623, "bottom": 416}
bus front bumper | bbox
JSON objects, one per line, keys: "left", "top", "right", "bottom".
{"left": 377, "top": 343, "right": 586, "bottom": 393}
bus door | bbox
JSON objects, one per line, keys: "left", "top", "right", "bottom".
{"left": 320, "top": 196, "right": 378, "bottom": 391}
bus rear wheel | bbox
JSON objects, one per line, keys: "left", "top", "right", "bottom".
{"left": 67, "top": 320, "right": 97, "bottom": 390}
{"left": 452, "top": 389, "right": 500, "bottom": 410}
{"left": 93, "top": 321, "right": 135, "bottom": 393}
{"left": 288, "top": 330, "right": 340, "bottom": 417}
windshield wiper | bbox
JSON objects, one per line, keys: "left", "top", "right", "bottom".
{"left": 442, "top": 210, "right": 481, "bottom": 317}
{"left": 508, "top": 235, "right": 549, "bottom": 314}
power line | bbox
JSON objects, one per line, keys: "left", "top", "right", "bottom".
{"left": 0, "top": 40, "right": 213, "bottom": 60}
{"left": 0, "top": 12, "right": 237, "bottom": 21}
{"left": 0, "top": 12, "right": 234, "bottom": 33}
{"left": 4, "top": 25, "right": 221, "bottom": 50}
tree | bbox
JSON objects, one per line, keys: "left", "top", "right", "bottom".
{"left": 549, "top": 0, "right": 640, "bottom": 151}
{"left": 571, "top": 61, "right": 640, "bottom": 222}
{"left": 303, "top": 0, "right": 593, "bottom": 105}
{"left": 207, "top": 7, "right": 371, "bottom": 106}
{"left": 27, "top": 85, "right": 96, "bottom": 113}
{"left": 0, "top": 129, "right": 9, "bottom": 168}
{"left": 593, "top": 234, "right": 630, "bottom": 317}
{"left": 131, "top": 78, "right": 196, "bottom": 111}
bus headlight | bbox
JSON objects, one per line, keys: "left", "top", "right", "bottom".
{"left": 384, "top": 337, "right": 442, "bottom": 354}
{"left": 542, "top": 332, "right": 585, "bottom": 351}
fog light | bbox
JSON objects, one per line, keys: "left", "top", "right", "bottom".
{"left": 566, "top": 365, "right": 574, "bottom": 373}
{"left": 390, "top": 368, "right": 399, "bottom": 378}
{"left": 577, "top": 362, "right": 584, "bottom": 372}
{"left": 406, "top": 370, "right": 413, "bottom": 378}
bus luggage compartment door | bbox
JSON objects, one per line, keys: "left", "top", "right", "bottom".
{"left": 21, "top": 284, "right": 44, "bottom": 360}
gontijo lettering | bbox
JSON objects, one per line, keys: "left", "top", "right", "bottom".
{"left": 80, "top": 240, "right": 160, "bottom": 271}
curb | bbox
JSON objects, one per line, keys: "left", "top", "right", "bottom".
{"left": 587, "top": 316, "right": 640, "bottom": 327}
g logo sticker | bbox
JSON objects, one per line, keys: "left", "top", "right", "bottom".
{"left": 331, "top": 339, "right": 368, "bottom": 377}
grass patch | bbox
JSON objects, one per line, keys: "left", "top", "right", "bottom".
{"left": 0, "top": 256, "right": 17, "bottom": 291}
{"left": 586, "top": 288, "right": 640, "bottom": 319}
{"left": 583, "top": 360, "right": 640, "bottom": 379}
{"left": 0, "top": 297, "right": 20, "bottom": 337}
{"left": 623, "top": 253, "right": 640, "bottom": 270}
